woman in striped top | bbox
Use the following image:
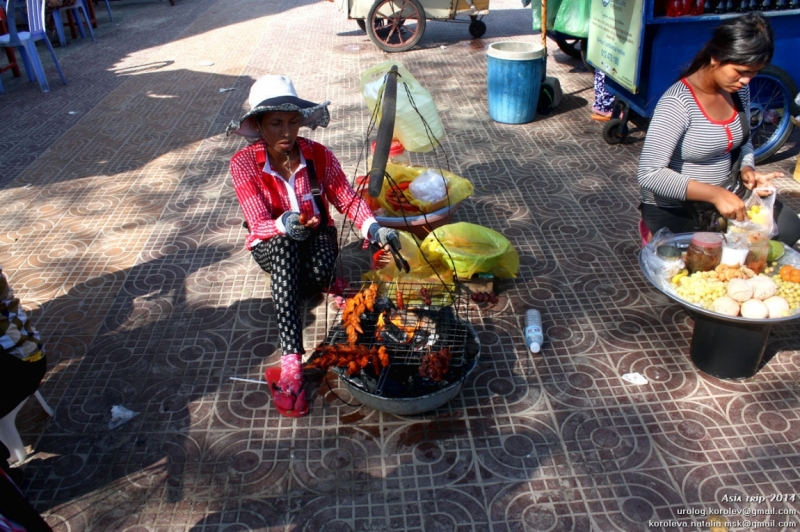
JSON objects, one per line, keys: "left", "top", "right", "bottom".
{"left": 637, "top": 13, "right": 800, "bottom": 246}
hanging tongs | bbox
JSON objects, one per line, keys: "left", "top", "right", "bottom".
{"left": 368, "top": 65, "right": 410, "bottom": 274}
{"left": 387, "top": 235, "right": 410, "bottom": 273}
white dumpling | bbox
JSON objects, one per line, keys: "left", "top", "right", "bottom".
{"left": 763, "top": 296, "right": 790, "bottom": 319}
{"left": 727, "top": 278, "right": 753, "bottom": 302}
{"left": 748, "top": 276, "right": 777, "bottom": 300}
{"left": 710, "top": 296, "right": 740, "bottom": 317}
{"left": 740, "top": 299, "right": 769, "bottom": 319}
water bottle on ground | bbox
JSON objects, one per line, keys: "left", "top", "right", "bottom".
{"left": 524, "top": 309, "right": 544, "bottom": 353}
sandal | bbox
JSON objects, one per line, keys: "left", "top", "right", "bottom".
{"left": 265, "top": 367, "right": 309, "bottom": 417}
{"left": 591, "top": 113, "right": 612, "bottom": 122}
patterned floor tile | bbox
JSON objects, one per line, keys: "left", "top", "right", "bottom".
{"left": 2, "top": 0, "right": 800, "bottom": 530}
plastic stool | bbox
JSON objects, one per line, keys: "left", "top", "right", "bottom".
{"left": 0, "top": 391, "right": 54, "bottom": 464}
{"left": 638, "top": 219, "right": 651, "bottom": 248}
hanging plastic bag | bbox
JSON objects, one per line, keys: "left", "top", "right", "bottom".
{"left": 553, "top": 0, "right": 591, "bottom": 38}
{"left": 360, "top": 62, "right": 445, "bottom": 153}
{"left": 420, "top": 222, "right": 519, "bottom": 279}
{"left": 377, "top": 164, "right": 474, "bottom": 216}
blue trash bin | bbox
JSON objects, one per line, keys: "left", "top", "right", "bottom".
{"left": 487, "top": 42, "right": 545, "bottom": 124}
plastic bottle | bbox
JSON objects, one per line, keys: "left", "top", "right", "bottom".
{"left": 524, "top": 309, "right": 544, "bottom": 353}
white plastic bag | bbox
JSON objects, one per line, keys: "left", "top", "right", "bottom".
{"left": 409, "top": 169, "right": 447, "bottom": 202}
{"left": 360, "top": 62, "right": 445, "bottom": 153}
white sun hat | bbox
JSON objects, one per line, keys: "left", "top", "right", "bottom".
{"left": 227, "top": 75, "right": 330, "bottom": 138}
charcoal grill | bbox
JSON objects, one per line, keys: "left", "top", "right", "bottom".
{"left": 310, "top": 281, "right": 480, "bottom": 415}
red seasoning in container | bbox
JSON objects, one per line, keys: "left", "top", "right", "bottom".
{"left": 685, "top": 232, "right": 723, "bottom": 273}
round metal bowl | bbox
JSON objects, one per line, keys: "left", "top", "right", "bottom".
{"left": 640, "top": 233, "right": 800, "bottom": 324}
{"left": 374, "top": 201, "right": 462, "bottom": 240}
{"left": 334, "top": 321, "right": 480, "bottom": 416}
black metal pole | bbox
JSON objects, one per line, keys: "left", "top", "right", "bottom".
{"left": 368, "top": 65, "right": 399, "bottom": 198}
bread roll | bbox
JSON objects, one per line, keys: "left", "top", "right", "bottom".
{"left": 726, "top": 278, "right": 753, "bottom": 302}
{"left": 748, "top": 276, "right": 777, "bottom": 300}
{"left": 763, "top": 296, "right": 790, "bottom": 319}
{"left": 740, "top": 299, "right": 769, "bottom": 319}
{"left": 710, "top": 296, "right": 740, "bottom": 317}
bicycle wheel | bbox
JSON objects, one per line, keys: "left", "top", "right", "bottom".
{"left": 748, "top": 65, "right": 797, "bottom": 163}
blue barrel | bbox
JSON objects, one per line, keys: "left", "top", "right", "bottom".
{"left": 487, "top": 42, "right": 545, "bottom": 124}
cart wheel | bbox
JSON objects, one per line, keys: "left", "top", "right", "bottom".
{"left": 468, "top": 20, "right": 486, "bottom": 38}
{"left": 748, "top": 65, "right": 798, "bottom": 163}
{"left": 366, "top": 0, "right": 426, "bottom": 53}
{"left": 603, "top": 118, "right": 627, "bottom": 145}
{"left": 555, "top": 37, "right": 583, "bottom": 60}
{"left": 555, "top": 36, "right": 591, "bottom": 71}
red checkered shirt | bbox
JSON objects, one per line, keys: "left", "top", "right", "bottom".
{"left": 230, "top": 138, "right": 376, "bottom": 250}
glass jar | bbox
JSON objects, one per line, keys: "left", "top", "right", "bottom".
{"left": 685, "top": 232, "right": 723, "bottom": 273}
{"left": 745, "top": 233, "right": 769, "bottom": 274}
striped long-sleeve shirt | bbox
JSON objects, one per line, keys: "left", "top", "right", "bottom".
{"left": 230, "top": 137, "right": 376, "bottom": 250}
{"left": 637, "top": 80, "right": 754, "bottom": 208}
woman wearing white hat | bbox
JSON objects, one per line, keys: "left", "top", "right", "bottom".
{"left": 228, "top": 75, "right": 397, "bottom": 417}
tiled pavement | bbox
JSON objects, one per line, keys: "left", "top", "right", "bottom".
{"left": 2, "top": 0, "right": 800, "bottom": 530}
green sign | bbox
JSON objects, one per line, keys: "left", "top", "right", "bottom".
{"left": 587, "top": 0, "right": 645, "bottom": 93}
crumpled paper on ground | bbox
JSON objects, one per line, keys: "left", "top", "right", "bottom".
{"left": 109, "top": 405, "right": 140, "bottom": 429}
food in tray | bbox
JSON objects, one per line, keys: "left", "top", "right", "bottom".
{"left": 418, "top": 347, "right": 452, "bottom": 382}
{"left": 306, "top": 345, "right": 390, "bottom": 376}
{"left": 764, "top": 296, "right": 790, "bottom": 318}
{"left": 778, "top": 264, "right": 800, "bottom": 283}
{"left": 709, "top": 296, "right": 740, "bottom": 317}
{"left": 767, "top": 240, "right": 785, "bottom": 262}
{"left": 746, "top": 204, "right": 769, "bottom": 226}
{"left": 343, "top": 283, "right": 379, "bottom": 346}
{"left": 727, "top": 278, "right": 754, "bottom": 302}
{"left": 740, "top": 299, "right": 769, "bottom": 319}
{"left": 673, "top": 263, "right": 797, "bottom": 318}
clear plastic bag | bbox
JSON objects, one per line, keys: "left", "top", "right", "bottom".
{"left": 360, "top": 62, "right": 445, "bottom": 153}
{"left": 409, "top": 169, "right": 447, "bottom": 203}
{"left": 642, "top": 228, "right": 686, "bottom": 291}
{"left": 728, "top": 186, "right": 777, "bottom": 239}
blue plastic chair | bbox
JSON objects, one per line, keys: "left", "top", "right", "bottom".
{"left": 0, "top": 0, "right": 67, "bottom": 92}
{"left": 52, "top": 0, "right": 95, "bottom": 48}
{"left": 96, "top": 0, "right": 112, "bottom": 21}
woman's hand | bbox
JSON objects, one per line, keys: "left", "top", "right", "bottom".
{"left": 281, "top": 212, "right": 311, "bottom": 241}
{"left": 741, "top": 168, "right": 783, "bottom": 195}
{"left": 368, "top": 223, "right": 399, "bottom": 250}
{"left": 712, "top": 189, "right": 747, "bottom": 222}
{"left": 687, "top": 180, "right": 746, "bottom": 221}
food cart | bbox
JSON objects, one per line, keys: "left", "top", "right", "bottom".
{"left": 339, "top": 0, "right": 490, "bottom": 52}
{"left": 585, "top": 1, "right": 800, "bottom": 163}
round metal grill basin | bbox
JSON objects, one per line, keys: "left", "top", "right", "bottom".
{"left": 334, "top": 321, "right": 480, "bottom": 416}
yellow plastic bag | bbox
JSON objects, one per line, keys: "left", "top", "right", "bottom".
{"left": 420, "top": 222, "right": 520, "bottom": 279}
{"left": 376, "top": 164, "right": 474, "bottom": 217}
{"left": 360, "top": 62, "right": 445, "bottom": 153}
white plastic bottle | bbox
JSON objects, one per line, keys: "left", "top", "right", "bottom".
{"left": 524, "top": 309, "right": 544, "bottom": 353}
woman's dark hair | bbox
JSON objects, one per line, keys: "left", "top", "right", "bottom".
{"left": 682, "top": 13, "right": 774, "bottom": 77}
